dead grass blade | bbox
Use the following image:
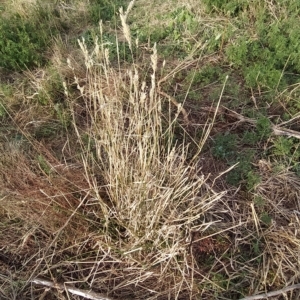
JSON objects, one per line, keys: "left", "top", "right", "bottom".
{"left": 32, "top": 278, "right": 114, "bottom": 300}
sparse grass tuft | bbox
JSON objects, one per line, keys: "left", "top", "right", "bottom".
{"left": 60, "top": 27, "right": 225, "bottom": 298}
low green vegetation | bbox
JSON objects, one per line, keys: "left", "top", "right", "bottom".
{"left": 89, "top": 0, "right": 126, "bottom": 24}
{"left": 0, "top": 13, "right": 47, "bottom": 70}
{"left": 0, "top": 2, "right": 66, "bottom": 70}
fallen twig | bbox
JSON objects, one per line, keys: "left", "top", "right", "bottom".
{"left": 32, "top": 278, "right": 114, "bottom": 300}
{"left": 204, "top": 106, "right": 300, "bottom": 140}
{"left": 272, "top": 125, "right": 300, "bottom": 139}
{"left": 239, "top": 283, "right": 300, "bottom": 300}
{"left": 226, "top": 107, "right": 300, "bottom": 139}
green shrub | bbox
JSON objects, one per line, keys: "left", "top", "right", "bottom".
{"left": 272, "top": 136, "right": 299, "bottom": 157}
{"left": 36, "top": 70, "right": 65, "bottom": 106}
{"left": 212, "top": 133, "right": 261, "bottom": 187}
{"left": 0, "top": 14, "right": 47, "bottom": 70}
{"left": 212, "top": 133, "right": 238, "bottom": 161}
{"left": 202, "top": 0, "right": 249, "bottom": 16}
{"left": 185, "top": 65, "right": 224, "bottom": 87}
{"left": 89, "top": 0, "right": 128, "bottom": 24}
{"left": 225, "top": 150, "right": 256, "bottom": 186}
{"left": 132, "top": 6, "right": 203, "bottom": 58}
{"left": 0, "top": 2, "right": 67, "bottom": 71}
{"left": 203, "top": 0, "right": 300, "bottom": 94}
{"left": 256, "top": 116, "right": 272, "bottom": 140}
{"left": 0, "top": 0, "right": 79, "bottom": 72}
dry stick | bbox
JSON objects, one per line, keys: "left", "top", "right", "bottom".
{"left": 32, "top": 278, "right": 114, "bottom": 300}
{"left": 239, "top": 283, "right": 300, "bottom": 300}
{"left": 222, "top": 107, "right": 300, "bottom": 140}
{"left": 272, "top": 126, "right": 300, "bottom": 139}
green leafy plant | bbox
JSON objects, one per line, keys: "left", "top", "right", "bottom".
{"left": 54, "top": 103, "right": 71, "bottom": 128}
{"left": 226, "top": 150, "right": 255, "bottom": 186}
{"left": 133, "top": 6, "right": 201, "bottom": 58}
{"left": 221, "top": 1, "right": 300, "bottom": 96}
{"left": 169, "top": 7, "right": 198, "bottom": 41}
{"left": 212, "top": 133, "right": 258, "bottom": 187}
{"left": 0, "top": 3, "right": 66, "bottom": 71}
{"left": 184, "top": 65, "right": 224, "bottom": 87}
{"left": 246, "top": 170, "right": 261, "bottom": 191}
{"left": 271, "top": 136, "right": 300, "bottom": 175}
{"left": 272, "top": 136, "right": 295, "bottom": 157}
{"left": 89, "top": 0, "right": 127, "bottom": 24}
{"left": 37, "top": 154, "right": 51, "bottom": 175}
{"left": 256, "top": 116, "right": 272, "bottom": 140}
{"left": 80, "top": 29, "right": 133, "bottom": 61}
{"left": 202, "top": 0, "right": 249, "bottom": 16}
{"left": 33, "top": 122, "right": 63, "bottom": 140}
{"left": 260, "top": 212, "right": 272, "bottom": 226}
{"left": 0, "top": 14, "right": 46, "bottom": 70}
{"left": 254, "top": 196, "right": 265, "bottom": 208}
{"left": 212, "top": 133, "right": 238, "bottom": 161}
{"left": 242, "top": 130, "right": 260, "bottom": 146}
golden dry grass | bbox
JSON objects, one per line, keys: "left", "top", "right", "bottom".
{"left": 1, "top": 1, "right": 300, "bottom": 299}
{"left": 0, "top": 11, "right": 227, "bottom": 299}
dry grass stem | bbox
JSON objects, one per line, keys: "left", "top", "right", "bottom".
{"left": 58, "top": 29, "right": 226, "bottom": 297}
{"left": 239, "top": 283, "right": 300, "bottom": 300}
{"left": 32, "top": 278, "right": 114, "bottom": 300}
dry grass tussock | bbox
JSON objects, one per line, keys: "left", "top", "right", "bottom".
{"left": 0, "top": 12, "right": 227, "bottom": 300}
{"left": 59, "top": 31, "right": 226, "bottom": 298}
{"left": 1, "top": 2, "right": 300, "bottom": 299}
